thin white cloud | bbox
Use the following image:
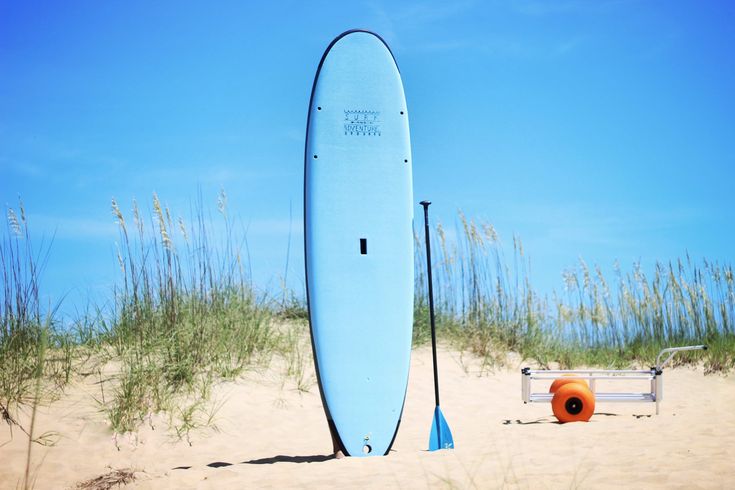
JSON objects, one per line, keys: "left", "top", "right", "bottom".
{"left": 1, "top": 158, "right": 47, "bottom": 179}
{"left": 286, "top": 128, "right": 305, "bottom": 143}
{"left": 499, "top": 202, "right": 704, "bottom": 248}
{"left": 133, "top": 163, "right": 297, "bottom": 187}
{"left": 508, "top": 0, "right": 635, "bottom": 16}
{"left": 408, "top": 39, "right": 470, "bottom": 53}
{"left": 23, "top": 213, "right": 118, "bottom": 240}
{"left": 246, "top": 218, "right": 303, "bottom": 236}
{"left": 473, "top": 34, "right": 586, "bottom": 60}
{"left": 391, "top": 0, "right": 477, "bottom": 26}
{"left": 549, "top": 36, "right": 585, "bottom": 58}
{"left": 365, "top": 0, "right": 477, "bottom": 50}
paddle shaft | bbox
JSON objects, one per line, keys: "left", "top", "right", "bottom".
{"left": 420, "top": 201, "right": 441, "bottom": 408}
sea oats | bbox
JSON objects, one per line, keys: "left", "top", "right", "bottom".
{"left": 115, "top": 244, "right": 125, "bottom": 275}
{"left": 152, "top": 193, "right": 163, "bottom": 222}
{"left": 132, "top": 199, "right": 142, "bottom": 234}
{"left": 482, "top": 222, "right": 497, "bottom": 243}
{"left": 218, "top": 188, "right": 227, "bottom": 216}
{"left": 152, "top": 193, "right": 173, "bottom": 251}
{"left": 110, "top": 198, "right": 128, "bottom": 240}
{"left": 178, "top": 217, "right": 188, "bottom": 242}
{"left": 18, "top": 199, "right": 26, "bottom": 224}
{"left": 161, "top": 229, "right": 173, "bottom": 251}
{"left": 7, "top": 208, "right": 21, "bottom": 236}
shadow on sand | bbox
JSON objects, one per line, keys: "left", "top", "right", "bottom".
{"left": 502, "top": 418, "right": 558, "bottom": 425}
{"left": 172, "top": 454, "right": 334, "bottom": 471}
{"left": 242, "top": 454, "right": 335, "bottom": 465}
{"left": 502, "top": 413, "right": 623, "bottom": 425}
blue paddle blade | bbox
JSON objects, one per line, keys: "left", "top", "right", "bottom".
{"left": 428, "top": 406, "right": 454, "bottom": 451}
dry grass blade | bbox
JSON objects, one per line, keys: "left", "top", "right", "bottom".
{"left": 76, "top": 468, "right": 136, "bottom": 490}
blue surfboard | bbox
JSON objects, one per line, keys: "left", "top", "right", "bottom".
{"left": 304, "top": 30, "right": 414, "bottom": 457}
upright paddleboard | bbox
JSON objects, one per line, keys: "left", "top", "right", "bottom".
{"left": 304, "top": 30, "right": 414, "bottom": 457}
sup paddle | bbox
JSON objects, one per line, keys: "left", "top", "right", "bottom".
{"left": 420, "top": 201, "right": 454, "bottom": 451}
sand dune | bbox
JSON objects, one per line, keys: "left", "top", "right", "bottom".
{"left": 2, "top": 347, "right": 733, "bottom": 489}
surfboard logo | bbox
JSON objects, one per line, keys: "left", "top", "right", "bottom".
{"left": 344, "top": 110, "right": 381, "bottom": 136}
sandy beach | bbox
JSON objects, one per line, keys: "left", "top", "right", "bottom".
{"left": 2, "top": 346, "right": 733, "bottom": 489}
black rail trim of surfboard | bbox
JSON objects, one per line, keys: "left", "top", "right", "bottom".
{"left": 383, "top": 362, "right": 412, "bottom": 455}
{"left": 313, "top": 29, "right": 401, "bottom": 77}
{"left": 303, "top": 29, "right": 404, "bottom": 458}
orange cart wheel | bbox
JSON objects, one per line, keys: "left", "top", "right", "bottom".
{"left": 551, "top": 383, "right": 595, "bottom": 423}
{"left": 549, "top": 376, "right": 588, "bottom": 394}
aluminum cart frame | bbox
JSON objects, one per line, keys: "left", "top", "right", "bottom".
{"left": 521, "top": 345, "right": 707, "bottom": 415}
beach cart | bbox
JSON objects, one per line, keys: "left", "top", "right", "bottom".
{"left": 521, "top": 345, "right": 707, "bottom": 422}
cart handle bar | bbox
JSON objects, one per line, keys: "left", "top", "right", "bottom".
{"left": 656, "top": 345, "right": 707, "bottom": 371}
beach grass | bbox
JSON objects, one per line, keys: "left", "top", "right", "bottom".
{"left": 1, "top": 201, "right": 75, "bottom": 431}
{"left": 98, "top": 192, "right": 279, "bottom": 435}
{"left": 2, "top": 196, "right": 733, "bottom": 442}
{"left": 414, "top": 212, "right": 735, "bottom": 373}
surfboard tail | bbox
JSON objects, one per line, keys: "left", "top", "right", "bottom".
{"left": 428, "top": 406, "right": 454, "bottom": 451}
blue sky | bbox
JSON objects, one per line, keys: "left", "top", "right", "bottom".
{"left": 2, "top": 0, "right": 734, "bottom": 317}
